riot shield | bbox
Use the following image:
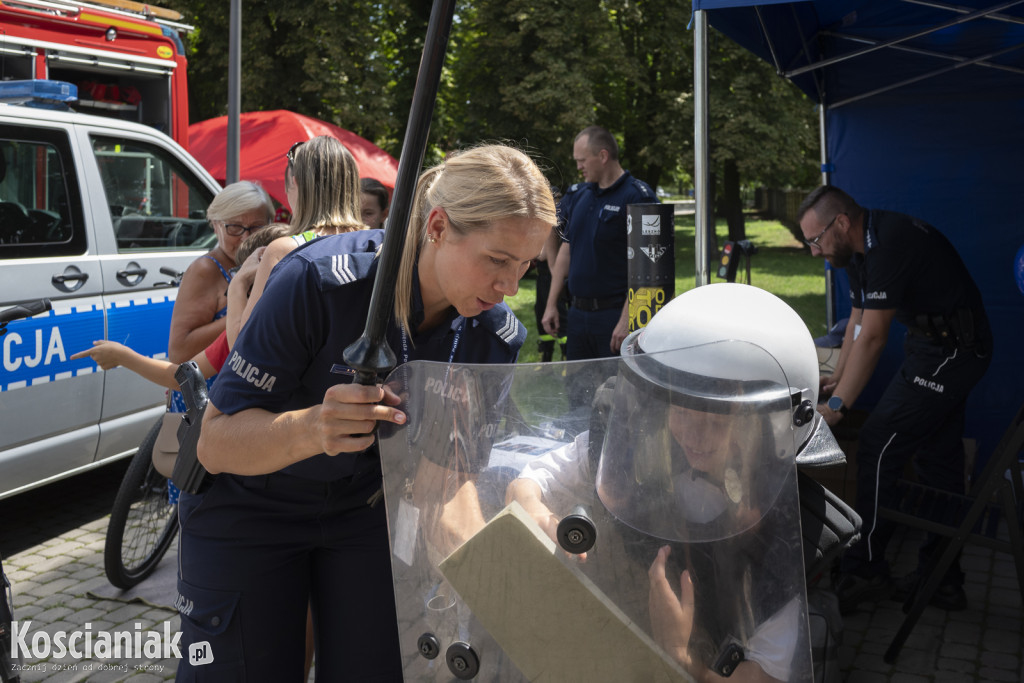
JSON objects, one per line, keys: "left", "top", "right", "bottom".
{"left": 378, "top": 342, "right": 813, "bottom": 682}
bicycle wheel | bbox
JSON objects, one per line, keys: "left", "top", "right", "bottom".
{"left": 104, "top": 417, "right": 179, "bottom": 589}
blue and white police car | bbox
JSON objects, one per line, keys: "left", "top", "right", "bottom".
{"left": 0, "top": 81, "right": 221, "bottom": 499}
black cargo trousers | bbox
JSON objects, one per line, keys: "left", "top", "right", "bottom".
{"left": 841, "top": 333, "right": 992, "bottom": 584}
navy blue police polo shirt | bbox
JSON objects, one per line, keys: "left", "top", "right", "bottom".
{"left": 846, "top": 210, "right": 988, "bottom": 336}
{"left": 210, "top": 229, "right": 527, "bottom": 480}
{"left": 559, "top": 171, "right": 656, "bottom": 300}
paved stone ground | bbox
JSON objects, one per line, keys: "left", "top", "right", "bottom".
{"left": 1, "top": 459, "right": 1021, "bottom": 682}
{"left": 1, "top": 461, "right": 179, "bottom": 682}
{"left": 831, "top": 524, "right": 1024, "bottom": 682}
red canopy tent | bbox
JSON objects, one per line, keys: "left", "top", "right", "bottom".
{"left": 188, "top": 110, "right": 398, "bottom": 209}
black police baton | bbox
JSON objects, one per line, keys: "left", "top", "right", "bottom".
{"left": 343, "top": 0, "right": 458, "bottom": 385}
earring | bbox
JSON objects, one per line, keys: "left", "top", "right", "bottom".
{"left": 427, "top": 234, "right": 438, "bottom": 243}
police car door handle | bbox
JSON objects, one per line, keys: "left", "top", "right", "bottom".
{"left": 117, "top": 267, "right": 147, "bottom": 279}
{"left": 116, "top": 265, "right": 148, "bottom": 287}
{"left": 51, "top": 270, "right": 89, "bottom": 292}
{"left": 52, "top": 272, "right": 88, "bottom": 283}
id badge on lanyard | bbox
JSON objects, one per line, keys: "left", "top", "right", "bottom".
{"left": 399, "top": 317, "right": 465, "bottom": 367}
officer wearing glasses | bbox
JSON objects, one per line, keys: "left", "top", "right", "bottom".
{"left": 797, "top": 185, "right": 992, "bottom": 616}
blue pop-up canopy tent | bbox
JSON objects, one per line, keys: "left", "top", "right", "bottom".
{"left": 691, "top": 0, "right": 1024, "bottom": 466}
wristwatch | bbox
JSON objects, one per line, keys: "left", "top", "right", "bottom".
{"left": 827, "top": 395, "right": 848, "bottom": 415}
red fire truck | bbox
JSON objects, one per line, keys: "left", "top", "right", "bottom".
{"left": 0, "top": 0, "right": 192, "bottom": 147}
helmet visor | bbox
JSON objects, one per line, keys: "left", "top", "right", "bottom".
{"left": 597, "top": 340, "right": 798, "bottom": 542}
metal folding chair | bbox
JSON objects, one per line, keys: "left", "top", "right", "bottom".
{"left": 878, "top": 403, "right": 1024, "bottom": 663}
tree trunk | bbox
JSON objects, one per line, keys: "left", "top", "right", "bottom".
{"left": 642, "top": 164, "right": 663, "bottom": 195}
{"left": 723, "top": 158, "right": 745, "bottom": 242}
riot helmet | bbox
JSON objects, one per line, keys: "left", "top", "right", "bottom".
{"left": 595, "top": 283, "right": 820, "bottom": 542}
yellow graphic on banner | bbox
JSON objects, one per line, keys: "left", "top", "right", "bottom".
{"left": 629, "top": 287, "right": 669, "bottom": 332}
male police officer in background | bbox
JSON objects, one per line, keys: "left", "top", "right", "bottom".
{"left": 542, "top": 126, "right": 656, "bottom": 359}
{"left": 798, "top": 185, "right": 992, "bottom": 614}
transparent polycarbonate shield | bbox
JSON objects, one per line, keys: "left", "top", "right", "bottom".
{"left": 378, "top": 342, "right": 812, "bottom": 683}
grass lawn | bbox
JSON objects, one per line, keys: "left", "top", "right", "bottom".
{"left": 506, "top": 212, "right": 828, "bottom": 364}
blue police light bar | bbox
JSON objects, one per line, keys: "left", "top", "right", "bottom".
{"left": 0, "top": 80, "right": 78, "bottom": 109}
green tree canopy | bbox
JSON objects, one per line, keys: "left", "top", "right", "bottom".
{"left": 167, "top": 0, "right": 817, "bottom": 199}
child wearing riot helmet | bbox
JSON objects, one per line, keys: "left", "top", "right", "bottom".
{"left": 176, "top": 145, "right": 556, "bottom": 682}
{"left": 508, "top": 283, "right": 823, "bottom": 682}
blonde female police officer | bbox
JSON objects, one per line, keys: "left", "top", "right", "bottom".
{"left": 176, "top": 145, "right": 556, "bottom": 682}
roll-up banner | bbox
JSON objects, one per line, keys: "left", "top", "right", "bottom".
{"left": 627, "top": 203, "right": 676, "bottom": 332}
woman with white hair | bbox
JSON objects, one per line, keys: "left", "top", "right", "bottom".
{"left": 167, "top": 180, "right": 273, "bottom": 363}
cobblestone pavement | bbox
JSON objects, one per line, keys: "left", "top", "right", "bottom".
{"left": 1, "top": 460, "right": 1021, "bottom": 682}
{"left": 830, "top": 524, "right": 1023, "bottom": 682}
{"left": 1, "top": 461, "right": 179, "bottom": 682}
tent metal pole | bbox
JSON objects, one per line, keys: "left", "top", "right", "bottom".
{"left": 903, "top": 0, "right": 1024, "bottom": 26}
{"left": 819, "top": 103, "right": 836, "bottom": 328}
{"left": 754, "top": 6, "right": 783, "bottom": 75}
{"left": 785, "top": 0, "right": 1024, "bottom": 78}
{"left": 226, "top": 0, "right": 241, "bottom": 185}
{"left": 825, "top": 30, "right": 1024, "bottom": 76}
{"left": 832, "top": 42, "right": 1024, "bottom": 108}
{"left": 694, "top": 9, "right": 711, "bottom": 288}
{"left": 819, "top": 106, "right": 829, "bottom": 187}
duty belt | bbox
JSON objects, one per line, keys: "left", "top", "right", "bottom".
{"left": 907, "top": 308, "right": 980, "bottom": 352}
{"left": 571, "top": 295, "right": 626, "bottom": 312}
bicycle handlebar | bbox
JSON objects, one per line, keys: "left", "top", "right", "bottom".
{"left": 0, "top": 298, "right": 52, "bottom": 325}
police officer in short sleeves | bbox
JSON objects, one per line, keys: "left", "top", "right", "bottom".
{"left": 176, "top": 145, "right": 557, "bottom": 682}
{"left": 542, "top": 125, "right": 656, "bottom": 360}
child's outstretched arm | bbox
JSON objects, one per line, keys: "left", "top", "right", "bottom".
{"left": 72, "top": 340, "right": 179, "bottom": 389}
{"left": 72, "top": 340, "right": 217, "bottom": 392}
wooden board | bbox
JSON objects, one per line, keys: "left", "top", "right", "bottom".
{"left": 439, "top": 502, "right": 695, "bottom": 683}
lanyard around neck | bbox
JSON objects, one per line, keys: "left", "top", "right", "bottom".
{"left": 399, "top": 316, "right": 466, "bottom": 366}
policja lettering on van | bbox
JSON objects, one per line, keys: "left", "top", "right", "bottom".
{"left": 225, "top": 351, "right": 277, "bottom": 391}
{"left": 2, "top": 327, "right": 66, "bottom": 372}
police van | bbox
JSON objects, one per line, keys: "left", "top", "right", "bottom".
{"left": 0, "top": 80, "right": 221, "bottom": 500}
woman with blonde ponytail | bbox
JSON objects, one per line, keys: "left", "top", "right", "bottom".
{"left": 175, "top": 144, "right": 556, "bottom": 682}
